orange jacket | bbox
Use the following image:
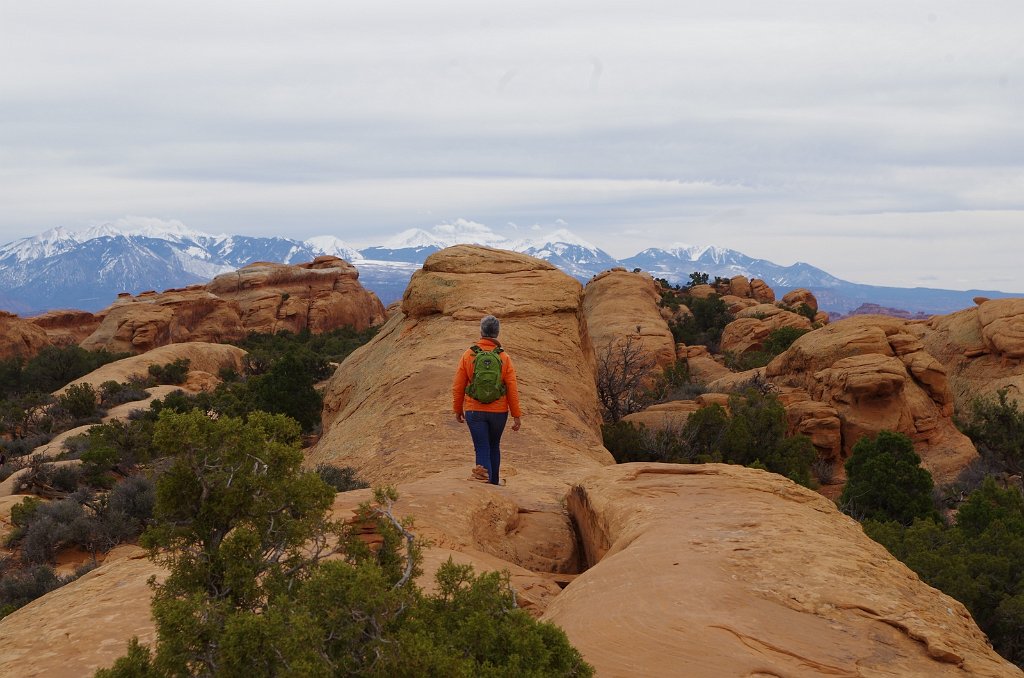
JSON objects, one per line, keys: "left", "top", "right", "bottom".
{"left": 452, "top": 338, "right": 522, "bottom": 418}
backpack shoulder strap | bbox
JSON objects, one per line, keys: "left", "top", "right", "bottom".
{"left": 470, "top": 345, "right": 482, "bottom": 354}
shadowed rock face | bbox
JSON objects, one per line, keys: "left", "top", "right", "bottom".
{"left": 544, "top": 463, "right": 1020, "bottom": 678}
{"left": 310, "top": 245, "right": 613, "bottom": 486}
{"left": 0, "top": 311, "right": 50, "bottom": 360}
{"left": 80, "top": 256, "right": 385, "bottom": 353}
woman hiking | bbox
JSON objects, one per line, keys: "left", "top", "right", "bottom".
{"left": 452, "top": 314, "right": 522, "bottom": 485}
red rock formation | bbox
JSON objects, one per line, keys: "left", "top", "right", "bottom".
{"left": 918, "top": 297, "right": 1024, "bottom": 415}
{"left": 781, "top": 288, "right": 818, "bottom": 311}
{"left": 80, "top": 257, "right": 385, "bottom": 353}
{"left": 311, "top": 245, "right": 611, "bottom": 485}
{"left": 28, "top": 309, "right": 101, "bottom": 346}
{"left": 583, "top": 268, "right": 677, "bottom": 371}
{"left": 720, "top": 305, "right": 812, "bottom": 355}
{"left": 0, "top": 311, "right": 51, "bottom": 360}
{"left": 766, "top": 316, "right": 974, "bottom": 483}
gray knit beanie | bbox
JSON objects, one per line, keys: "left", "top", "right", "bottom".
{"left": 480, "top": 315, "right": 500, "bottom": 338}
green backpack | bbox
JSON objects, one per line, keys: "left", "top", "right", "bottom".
{"left": 466, "top": 345, "right": 506, "bottom": 404}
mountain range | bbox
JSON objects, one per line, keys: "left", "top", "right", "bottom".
{"left": 0, "top": 220, "right": 1018, "bottom": 316}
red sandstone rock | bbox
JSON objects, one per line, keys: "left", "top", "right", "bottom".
{"left": 80, "top": 257, "right": 385, "bottom": 353}
{"left": 781, "top": 288, "right": 818, "bottom": 311}
{"left": 28, "top": 309, "right": 101, "bottom": 346}
{"left": 0, "top": 311, "right": 50, "bottom": 360}
{"left": 584, "top": 269, "right": 677, "bottom": 371}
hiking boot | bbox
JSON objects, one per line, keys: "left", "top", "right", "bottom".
{"left": 471, "top": 465, "right": 489, "bottom": 481}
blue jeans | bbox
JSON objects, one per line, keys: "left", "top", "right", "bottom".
{"left": 465, "top": 410, "right": 508, "bottom": 485}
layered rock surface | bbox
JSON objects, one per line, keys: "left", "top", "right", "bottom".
{"left": 28, "top": 309, "right": 101, "bottom": 346}
{"left": 80, "top": 257, "right": 385, "bottom": 353}
{"left": 545, "top": 463, "right": 1020, "bottom": 677}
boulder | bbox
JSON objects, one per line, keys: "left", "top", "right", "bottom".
{"left": 621, "top": 401, "right": 700, "bottom": 431}
{"left": 207, "top": 256, "right": 385, "bottom": 335}
{"left": 0, "top": 311, "right": 50, "bottom": 361}
{"left": 976, "top": 298, "right": 1024, "bottom": 360}
{"left": 719, "top": 308, "right": 811, "bottom": 355}
{"left": 784, "top": 399, "right": 843, "bottom": 462}
{"left": 544, "top": 463, "right": 1020, "bottom": 677}
{"left": 727, "top": 275, "right": 751, "bottom": 298}
{"left": 584, "top": 268, "right": 676, "bottom": 371}
{"left": 781, "top": 288, "right": 818, "bottom": 312}
{"left": 749, "top": 277, "right": 775, "bottom": 303}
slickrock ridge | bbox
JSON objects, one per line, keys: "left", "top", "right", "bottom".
{"left": 583, "top": 268, "right": 676, "bottom": 370}
{"left": 0, "top": 310, "right": 50, "bottom": 360}
{"left": 544, "top": 463, "right": 1021, "bottom": 678}
{"left": 310, "top": 245, "right": 613, "bottom": 486}
{"left": 0, "top": 546, "right": 165, "bottom": 678}
{"left": 56, "top": 342, "right": 246, "bottom": 394}
{"left": 80, "top": 257, "right": 385, "bottom": 353}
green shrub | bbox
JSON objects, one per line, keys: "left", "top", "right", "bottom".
{"left": 56, "top": 383, "right": 99, "bottom": 420}
{"left": 80, "top": 419, "right": 156, "bottom": 482}
{"left": 0, "top": 565, "right": 68, "bottom": 620}
{"left": 147, "top": 359, "right": 190, "bottom": 386}
{"left": 99, "top": 380, "right": 150, "bottom": 407}
{"left": 840, "top": 430, "right": 938, "bottom": 525}
{"left": 961, "top": 389, "right": 1024, "bottom": 475}
{"left": 669, "top": 295, "right": 733, "bottom": 352}
{"left": 863, "top": 478, "right": 1024, "bottom": 667}
{"left": 315, "top": 464, "right": 369, "bottom": 492}
{"left": 7, "top": 346, "right": 129, "bottom": 397}
{"left": 97, "top": 411, "right": 592, "bottom": 677}
{"left": 601, "top": 421, "right": 661, "bottom": 463}
{"left": 600, "top": 391, "right": 816, "bottom": 485}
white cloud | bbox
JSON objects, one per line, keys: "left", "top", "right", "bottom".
{"left": 1, "top": 1, "right": 1023, "bottom": 291}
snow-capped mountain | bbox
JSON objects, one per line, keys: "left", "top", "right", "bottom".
{"left": 0, "top": 218, "right": 1018, "bottom": 315}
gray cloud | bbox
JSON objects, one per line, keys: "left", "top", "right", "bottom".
{"left": 1, "top": 1, "right": 1023, "bottom": 290}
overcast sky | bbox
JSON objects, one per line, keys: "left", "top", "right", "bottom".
{"left": 2, "top": 1, "right": 1023, "bottom": 290}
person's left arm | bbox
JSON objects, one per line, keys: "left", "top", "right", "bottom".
{"left": 503, "top": 354, "right": 522, "bottom": 430}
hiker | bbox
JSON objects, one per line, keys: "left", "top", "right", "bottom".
{"left": 452, "top": 314, "right": 522, "bottom": 485}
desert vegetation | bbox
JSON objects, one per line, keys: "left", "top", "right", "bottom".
{"left": 95, "top": 411, "right": 592, "bottom": 677}
{"left": 0, "top": 327, "right": 381, "bottom": 623}
{"left": 602, "top": 389, "right": 816, "bottom": 486}
{"left": 840, "top": 421, "right": 1024, "bottom": 668}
